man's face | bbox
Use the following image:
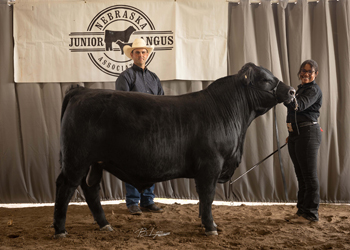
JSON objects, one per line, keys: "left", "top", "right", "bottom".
{"left": 130, "top": 48, "right": 149, "bottom": 68}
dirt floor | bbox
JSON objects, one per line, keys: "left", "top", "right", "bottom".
{"left": 1, "top": 202, "right": 350, "bottom": 249}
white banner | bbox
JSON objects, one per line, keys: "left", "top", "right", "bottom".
{"left": 13, "top": 0, "right": 227, "bottom": 82}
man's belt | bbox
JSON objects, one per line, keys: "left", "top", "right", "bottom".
{"left": 287, "top": 121, "right": 318, "bottom": 132}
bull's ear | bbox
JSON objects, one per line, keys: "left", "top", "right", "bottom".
{"left": 242, "top": 73, "right": 251, "bottom": 85}
{"left": 239, "top": 65, "right": 254, "bottom": 85}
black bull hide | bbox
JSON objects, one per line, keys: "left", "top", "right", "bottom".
{"left": 53, "top": 63, "right": 295, "bottom": 237}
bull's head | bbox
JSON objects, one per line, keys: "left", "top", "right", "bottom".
{"left": 239, "top": 63, "right": 295, "bottom": 114}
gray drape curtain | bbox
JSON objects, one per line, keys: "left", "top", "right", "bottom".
{"left": 1, "top": 0, "right": 349, "bottom": 203}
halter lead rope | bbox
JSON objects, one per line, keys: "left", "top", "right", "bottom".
{"left": 274, "top": 105, "right": 288, "bottom": 200}
{"left": 229, "top": 142, "right": 287, "bottom": 184}
{"left": 293, "top": 97, "right": 300, "bottom": 135}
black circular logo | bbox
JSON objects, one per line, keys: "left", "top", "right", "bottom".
{"left": 87, "top": 5, "right": 156, "bottom": 77}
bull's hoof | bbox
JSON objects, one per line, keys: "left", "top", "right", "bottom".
{"left": 100, "top": 224, "right": 113, "bottom": 232}
{"left": 201, "top": 221, "right": 217, "bottom": 229}
{"left": 53, "top": 231, "right": 68, "bottom": 239}
{"left": 205, "top": 230, "right": 218, "bottom": 236}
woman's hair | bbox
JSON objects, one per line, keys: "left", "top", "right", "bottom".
{"left": 297, "top": 59, "right": 319, "bottom": 77}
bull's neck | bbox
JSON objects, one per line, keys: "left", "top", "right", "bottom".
{"left": 205, "top": 76, "right": 253, "bottom": 130}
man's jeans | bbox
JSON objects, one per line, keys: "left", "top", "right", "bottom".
{"left": 288, "top": 124, "right": 322, "bottom": 220}
{"left": 125, "top": 182, "right": 155, "bottom": 208}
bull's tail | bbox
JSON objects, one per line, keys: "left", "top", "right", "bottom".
{"left": 60, "top": 84, "right": 84, "bottom": 121}
{"left": 59, "top": 85, "right": 85, "bottom": 168}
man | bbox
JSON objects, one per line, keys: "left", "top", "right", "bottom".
{"left": 115, "top": 38, "right": 164, "bottom": 215}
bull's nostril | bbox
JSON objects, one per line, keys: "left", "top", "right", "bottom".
{"left": 290, "top": 89, "right": 296, "bottom": 96}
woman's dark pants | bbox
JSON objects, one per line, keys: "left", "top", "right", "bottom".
{"left": 288, "top": 124, "right": 322, "bottom": 220}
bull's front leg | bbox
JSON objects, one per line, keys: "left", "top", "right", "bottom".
{"left": 195, "top": 176, "right": 219, "bottom": 236}
{"left": 198, "top": 201, "right": 217, "bottom": 228}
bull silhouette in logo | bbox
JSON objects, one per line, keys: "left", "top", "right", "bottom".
{"left": 104, "top": 26, "right": 136, "bottom": 52}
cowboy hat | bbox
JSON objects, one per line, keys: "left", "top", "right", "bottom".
{"left": 123, "top": 38, "right": 154, "bottom": 59}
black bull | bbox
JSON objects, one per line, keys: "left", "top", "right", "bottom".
{"left": 53, "top": 63, "right": 295, "bottom": 237}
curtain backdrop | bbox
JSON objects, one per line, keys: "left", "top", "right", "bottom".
{"left": 1, "top": 0, "right": 349, "bottom": 204}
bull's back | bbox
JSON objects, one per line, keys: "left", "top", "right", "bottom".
{"left": 61, "top": 88, "right": 213, "bottom": 178}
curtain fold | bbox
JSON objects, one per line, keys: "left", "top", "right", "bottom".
{"left": 326, "top": 0, "right": 350, "bottom": 202}
{"left": 0, "top": 2, "right": 29, "bottom": 203}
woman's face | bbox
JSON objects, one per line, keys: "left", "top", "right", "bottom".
{"left": 299, "top": 63, "right": 318, "bottom": 84}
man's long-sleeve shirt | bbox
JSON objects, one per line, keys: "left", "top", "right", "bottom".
{"left": 115, "top": 64, "right": 164, "bottom": 95}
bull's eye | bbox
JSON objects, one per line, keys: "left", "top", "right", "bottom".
{"left": 264, "top": 80, "right": 273, "bottom": 86}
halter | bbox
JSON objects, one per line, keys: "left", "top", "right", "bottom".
{"left": 263, "top": 80, "right": 280, "bottom": 100}
{"left": 271, "top": 80, "right": 280, "bottom": 100}
{"left": 246, "top": 78, "right": 281, "bottom": 102}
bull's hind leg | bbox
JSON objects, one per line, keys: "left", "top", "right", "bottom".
{"left": 53, "top": 172, "right": 80, "bottom": 238}
{"left": 80, "top": 179, "right": 113, "bottom": 232}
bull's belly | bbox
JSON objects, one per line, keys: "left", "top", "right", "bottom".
{"left": 103, "top": 163, "right": 194, "bottom": 186}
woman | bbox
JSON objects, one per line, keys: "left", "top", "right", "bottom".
{"left": 285, "top": 59, "right": 322, "bottom": 222}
